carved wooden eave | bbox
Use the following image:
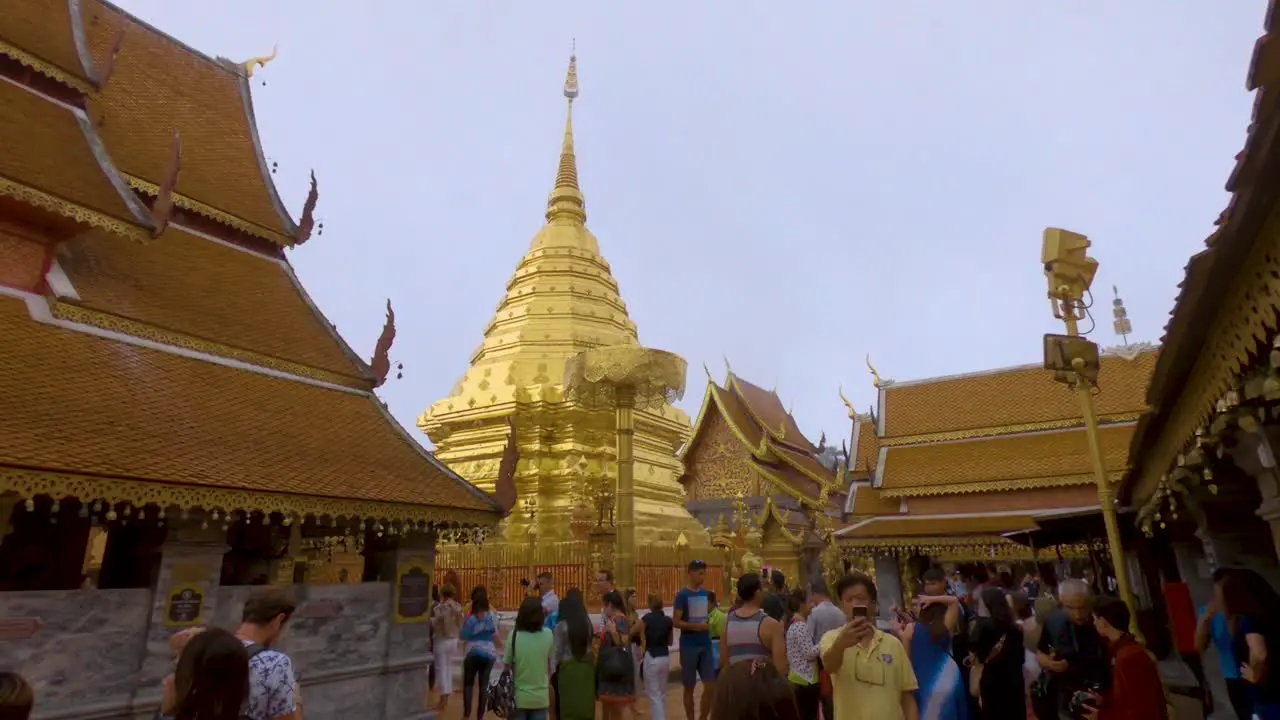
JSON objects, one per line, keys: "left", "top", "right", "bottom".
{"left": 1127, "top": 0, "right": 1280, "bottom": 507}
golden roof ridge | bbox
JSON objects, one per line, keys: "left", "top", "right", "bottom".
{"left": 545, "top": 50, "right": 585, "bottom": 225}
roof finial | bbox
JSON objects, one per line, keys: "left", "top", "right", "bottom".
{"left": 838, "top": 386, "right": 856, "bottom": 418}
{"left": 546, "top": 45, "right": 585, "bottom": 225}
{"left": 723, "top": 356, "right": 733, "bottom": 379}
{"left": 241, "top": 45, "right": 278, "bottom": 78}
{"left": 1112, "top": 285, "right": 1133, "bottom": 346}
{"left": 866, "top": 355, "right": 884, "bottom": 389}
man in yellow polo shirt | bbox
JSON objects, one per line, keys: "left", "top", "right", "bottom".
{"left": 820, "top": 572, "right": 919, "bottom": 720}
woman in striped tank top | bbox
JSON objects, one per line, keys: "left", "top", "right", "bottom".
{"left": 719, "top": 573, "right": 789, "bottom": 676}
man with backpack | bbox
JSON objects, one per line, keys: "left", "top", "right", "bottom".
{"left": 234, "top": 589, "right": 301, "bottom": 720}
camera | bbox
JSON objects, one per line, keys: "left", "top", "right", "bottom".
{"left": 1066, "top": 682, "right": 1101, "bottom": 718}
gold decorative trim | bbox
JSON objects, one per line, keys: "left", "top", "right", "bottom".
{"left": 770, "top": 439, "right": 840, "bottom": 489}
{"left": 838, "top": 535, "right": 1093, "bottom": 561}
{"left": 52, "top": 301, "right": 370, "bottom": 390}
{"left": 0, "top": 40, "right": 93, "bottom": 94}
{"left": 0, "top": 175, "right": 149, "bottom": 242}
{"left": 880, "top": 413, "right": 1142, "bottom": 447}
{"left": 878, "top": 471, "right": 1121, "bottom": 498}
{"left": 754, "top": 497, "right": 803, "bottom": 546}
{"left": 1134, "top": 204, "right": 1280, "bottom": 504}
{"left": 124, "top": 175, "right": 292, "bottom": 246}
{"left": 0, "top": 466, "right": 500, "bottom": 527}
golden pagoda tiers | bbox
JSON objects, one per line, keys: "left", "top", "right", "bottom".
{"left": 835, "top": 335, "right": 1157, "bottom": 610}
{"left": 680, "top": 363, "right": 846, "bottom": 586}
{"left": 1, "top": 3, "right": 504, "bottom": 716}
{"left": 419, "top": 52, "right": 714, "bottom": 600}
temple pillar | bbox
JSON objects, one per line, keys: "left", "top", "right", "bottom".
{"left": 873, "top": 553, "right": 903, "bottom": 620}
{"left": 132, "top": 518, "right": 228, "bottom": 715}
{"left": 270, "top": 522, "right": 305, "bottom": 585}
{"left": 380, "top": 531, "right": 438, "bottom": 720}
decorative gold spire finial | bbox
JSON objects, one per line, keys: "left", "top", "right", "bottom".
{"left": 546, "top": 45, "right": 586, "bottom": 225}
{"left": 1112, "top": 285, "right": 1133, "bottom": 346}
{"left": 241, "top": 45, "right": 278, "bottom": 78}
{"left": 838, "top": 386, "right": 856, "bottom": 418}
{"left": 866, "top": 355, "right": 884, "bottom": 389}
{"left": 703, "top": 361, "right": 713, "bottom": 380}
{"left": 723, "top": 356, "right": 733, "bottom": 377}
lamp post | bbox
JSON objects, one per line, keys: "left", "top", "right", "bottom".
{"left": 564, "top": 344, "right": 687, "bottom": 590}
{"left": 1040, "top": 228, "right": 1141, "bottom": 638}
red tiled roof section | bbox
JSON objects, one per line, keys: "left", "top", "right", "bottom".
{"left": 0, "top": 81, "right": 143, "bottom": 224}
{"left": 83, "top": 1, "right": 293, "bottom": 236}
{"left": 773, "top": 444, "right": 836, "bottom": 484}
{"left": 0, "top": 297, "right": 495, "bottom": 512}
{"left": 728, "top": 375, "right": 818, "bottom": 452}
{"left": 710, "top": 383, "right": 764, "bottom": 448}
{"left": 58, "top": 226, "right": 371, "bottom": 380}
{"left": 0, "top": 0, "right": 91, "bottom": 84}
{"left": 883, "top": 351, "right": 1156, "bottom": 438}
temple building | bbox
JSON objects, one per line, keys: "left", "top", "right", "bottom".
{"left": 1116, "top": 3, "right": 1280, "bottom": 713}
{"left": 679, "top": 365, "right": 846, "bottom": 587}
{"left": 419, "top": 53, "right": 717, "bottom": 603}
{"left": 836, "top": 344, "right": 1157, "bottom": 613}
{"left": 0, "top": 1, "right": 504, "bottom": 718}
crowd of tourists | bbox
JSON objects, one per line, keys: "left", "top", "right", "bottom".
{"left": 5, "top": 562, "right": 1280, "bottom": 720}
{"left": 420, "top": 561, "right": 1280, "bottom": 720}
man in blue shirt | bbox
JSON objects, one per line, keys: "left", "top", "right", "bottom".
{"left": 674, "top": 559, "right": 715, "bottom": 720}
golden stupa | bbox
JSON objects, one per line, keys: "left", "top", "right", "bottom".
{"left": 419, "top": 53, "right": 710, "bottom": 548}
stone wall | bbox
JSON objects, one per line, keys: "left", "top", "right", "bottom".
{"left": 0, "top": 588, "right": 152, "bottom": 719}
{"left": 1, "top": 583, "right": 436, "bottom": 720}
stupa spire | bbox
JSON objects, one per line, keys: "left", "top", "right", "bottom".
{"left": 546, "top": 45, "right": 586, "bottom": 225}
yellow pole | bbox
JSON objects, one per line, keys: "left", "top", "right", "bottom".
{"left": 1061, "top": 311, "right": 1143, "bottom": 640}
{"left": 614, "top": 385, "right": 637, "bottom": 590}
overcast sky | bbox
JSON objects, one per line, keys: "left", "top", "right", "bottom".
{"left": 118, "top": 0, "right": 1265, "bottom": 448}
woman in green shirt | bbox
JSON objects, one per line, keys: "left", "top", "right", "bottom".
{"left": 505, "top": 596, "right": 555, "bottom": 720}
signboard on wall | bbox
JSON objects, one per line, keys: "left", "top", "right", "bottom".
{"left": 394, "top": 559, "right": 433, "bottom": 624}
{"left": 164, "top": 563, "right": 212, "bottom": 628}
{"left": 165, "top": 586, "right": 205, "bottom": 627}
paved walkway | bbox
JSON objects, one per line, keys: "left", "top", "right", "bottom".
{"left": 435, "top": 682, "right": 707, "bottom": 720}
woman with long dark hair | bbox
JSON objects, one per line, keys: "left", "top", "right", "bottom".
{"left": 710, "top": 659, "right": 799, "bottom": 720}
{"left": 898, "top": 597, "right": 968, "bottom": 720}
{"left": 1222, "top": 568, "right": 1280, "bottom": 719}
{"left": 460, "top": 586, "right": 499, "bottom": 720}
{"left": 598, "top": 590, "right": 636, "bottom": 719}
{"left": 505, "top": 596, "right": 555, "bottom": 720}
{"left": 969, "top": 587, "right": 1026, "bottom": 719}
{"left": 170, "top": 628, "right": 250, "bottom": 720}
{"left": 554, "top": 589, "right": 596, "bottom": 720}
{"left": 783, "top": 587, "right": 822, "bottom": 719}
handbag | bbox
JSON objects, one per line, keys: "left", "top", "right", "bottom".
{"left": 487, "top": 629, "right": 518, "bottom": 718}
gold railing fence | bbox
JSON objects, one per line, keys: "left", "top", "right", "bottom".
{"left": 434, "top": 541, "right": 724, "bottom": 612}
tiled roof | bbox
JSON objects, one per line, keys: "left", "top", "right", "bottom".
{"left": 0, "top": 79, "right": 144, "bottom": 225}
{"left": 83, "top": 0, "right": 293, "bottom": 237}
{"left": 709, "top": 382, "right": 764, "bottom": 447}
{"left": 0, "top": 0, "right": 91, "bottom": 86}
{"left": 0, "top": 296, "right": 495, "bottom": 513}
{"left": 851, "top": 418, "right": 879, "bottom": 473}
{"left": 847, "top": 485, "right": 900, "bottom": 516}
{"left": 840, "top": 515, "right": 1040, "bottom": 539}
{"left": 879, "top": 424, "right": 1134, "bottom": 495}
{"left": 728, "top": 374, "right": 818, "bottom": 452}
{"left": 882, "top": 350, "right": 1156, "bottom": 438}
{"left": 58, "top": 226, "right": 370, "bottom": 381}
